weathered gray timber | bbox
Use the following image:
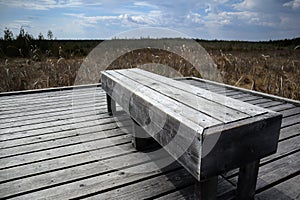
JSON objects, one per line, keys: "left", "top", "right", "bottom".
{"left": 1, "top": 75, "right": 299, "bottom": 200}
{"left": 101, "top": 68, "right": 283, "bottom": 199}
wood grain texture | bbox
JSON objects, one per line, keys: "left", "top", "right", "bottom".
{"left": 1, "top": 75, "right": 298, "bottom": 200}
{"left": 102, "top": 69, "right": 282, "bottom": 182}
{"left": 102, "top": 70, "right": 205, "bottom": 179}
{"left": 201, "top": 112, "right": 282, "bottom": 178}
{"left": 130, "top": 68, "right": 268, "bottom": 117}
{"left": 118, "top": 69, "right": 250, "bottom": 123}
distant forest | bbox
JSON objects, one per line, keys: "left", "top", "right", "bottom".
{"left": 1, "top": 27, "right": 299, "bottom": 59}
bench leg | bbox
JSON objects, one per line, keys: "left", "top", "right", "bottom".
{"left": 236, "top": 160, "right": 260, "bottom": 200}
{"left": 194, "top": 176, "right": 218, "bottom": 200}
{"left": 132, "top": 119, "right": 151, "bottom": 151}
{"left": 106, "top": 94, "right": 116, "bottom": 116}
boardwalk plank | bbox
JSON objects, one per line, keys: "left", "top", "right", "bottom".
{"left": 0, "top": 133, "right": 130, "bottom": 169}
{"left": 0, "top": 92, "right": 105, "bottom": 109}
{"left": 0, "top": 78, "right": 299, "bottom": 200}
{"left": 0, "top": 143, "right": 134, "bottom": 183}
{"left": 11, "top": 157, "right": 180, "bottom": 200}
{"left": 0, "top": 150, "right": 172, "bottom": 199}
{"left": 256, "top": 175, "right": 300, "bottom": 200}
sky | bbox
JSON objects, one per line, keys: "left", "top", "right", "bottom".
{"left": 0, "top": 0, "right": 299, "bottom": 41}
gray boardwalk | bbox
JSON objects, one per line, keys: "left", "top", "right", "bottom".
{"left": 0, "top": 78, "right": 299, "bottom": 199}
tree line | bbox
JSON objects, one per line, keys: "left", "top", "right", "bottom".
{"left": 2, "top": 27, "right": 54, "bottom": 41}
{"left": 1, "top": 27, "right": 299, "bottom": 59}
{"left": 0, "top": 27, "right": 97, "bottom": 59}
{"left": 0, "top": 27, "right": 57, "bottom": 59}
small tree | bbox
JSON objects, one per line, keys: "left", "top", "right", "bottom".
{"left": 4, "top": 27, "right": 14, "bottom": 41}
{"left": 14, "top": 27, "right": 34, "bottom": 57}
{"left": 47, "top": 30, "right": 53, "bottom": 40}
{"left": 38, "top": 32, "right": 44, "bottom": 40}
{"left": 16, "top": 27, "right": 25, "bottom": 40}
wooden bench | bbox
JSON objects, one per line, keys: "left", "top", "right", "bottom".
{"left": 101, "top": 68, "right": 282, "bottom": 200}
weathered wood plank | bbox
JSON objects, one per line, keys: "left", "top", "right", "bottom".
{"left": 103, "top": 69, "right": 282, "bottom": 182}
{"left": 0, "top": 103, "right": 107, "bottom": 127}
{"left": 155, "top": 177, "right": 235, "bottom": 200}
{"left": 281, "top": 114, "right": 300, "bottom": 128}
{"left": 0, "top": 107, "right": 107, "bottom": 129}
{"left": 219, "top": 150, "right": 300, "bottom": 199}
{"left": 119, "top": 70, "right": 251, "bottom": 123}
{"left": 103, "top": 70, "right": 220, "bottom": 127}
{"left": 201, "top": 112, "right": 282, "bottom": 178}
{"left": 102, "top": 70, "right": 207, "bottom": 180}
{"left": 0, "top": 133, "right": 130, "bottom": 169}
{"left": 227, "top": 93, "right": 254, "bottom": 99}
{"left": 268, "top": 103, "right": 297, "bottom": 112}
{"left": 258, "top": 101, "right": 285, "bottom": 108}
{"left": 246, "top": 98, "right": 273, "bottom": 105}
{"left": 179, "top": 79, "right": 221, "bottom": 91}
{"left": 130, "top": 68, "right": 268, "bottom": 117}
{"left": 0, "top": 101, "right": 106, "bottom": 121}
{"left": 256, "top": 175, "right": 300, "bottom": 200}
{"left": 10, "top": 156, "right": 180, "bottom": 200}
{"left": 0, "top": 97, "right": 104, "bottom": 116}
{"left": 0, "top": 112, "right": 122, "bottom": 136}
{"left": 0, "top": 143, "right": 134, "bottom": 183}
{"left": 217, "top": 90, "right": 243, "bottom": 97}
{"left": 279, "top": 123, "right": 300, "bottom": 141}
{"left": 1, "top": 116, "right": 131, "bottom": 149}
{"left": 0, "top": 92, "right": 105, "bottom": 109}
{"left": 246, "top": 151, "right": 300, "bottom": 194}
{"left": 0, "top": 85, "right": 102, "bottom": 101}
{"left": 234, "top": 95, "right": 262, "bottom": 102}
{"left": 0, "top": 149, "right": 172, "bottom": 199}
{"left": 85, "top": 167, "right": 192, "bottom": 200}
{"left": 0, "top": 124, "right": 128, "bottom": 158}
{"left": 279, "top": 107, "right": 300, "bottom": 118}
{"left": 1, "top": 76, "right": 296, "bottom": 200}
{"left": 223, "top": 133, "right": 300, "bottom": 180}
{"left": 154, "top": 185, "right": 195, "bottom": 200}
{"left": 0, "top": 115, "right": 124, "bottom": 142}
{"left": 189, "top": 77, "right": 300, "bottom": 105}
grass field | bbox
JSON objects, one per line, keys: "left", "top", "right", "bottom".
{"left": 1, "top": 39, "right": 299, "bottom": 100}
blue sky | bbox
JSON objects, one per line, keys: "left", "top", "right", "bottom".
{"left": 0, "top": 0, "right": 299, "bottom": 41}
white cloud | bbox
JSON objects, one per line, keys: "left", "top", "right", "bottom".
{"left": 233, "top": 0, "right": 257, "bottom": 10}
{"left": 64, "top": 10, "right": 166, "bottom": 28}
{"left": 133, "top": 1, "right": 158, "bottom": 8}
{"left": 233, "top": 0, "right": 289, "bottom": 12}
{"left": 0, "top": 0, "right": 299, "bottom": 40}
{"left": 186, "top": 12, "right": 203, "bottom": 24}
{"left": 283, "top": 0, "right": 300, "bottom": 9}
{"left": 0, "top": 0, "right": 100, "bottom": 10}
{"left": 204, "top": 11, "right": 232, "bottom": 26}
{"left": 14, "top": 20, "right": 31, "bottom": 24}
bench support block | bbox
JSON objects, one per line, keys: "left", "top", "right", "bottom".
{"left": 194, "top": 176, "right": 218, "bottom": 200}
{"left": 236, "top": 160, "right": 260, "bottom": 200}
{"left": 132, "top": 119, "right": 151, "bottom": 151}
{"left": 106, "top": 94, "right": 116, "bottom": 116}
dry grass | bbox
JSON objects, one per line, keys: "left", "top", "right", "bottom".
{"left": 0, "top": 58, "right": 82, "bottom": 91}
{"left": 1, "top": 47, "right": 299, "bottom": 100}
{"left": 211, "top": 49, "right": 300, "bottom": 100}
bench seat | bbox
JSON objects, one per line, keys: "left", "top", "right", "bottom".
{"left": 101, "top": 68, "right": 282, "bottom": 199}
